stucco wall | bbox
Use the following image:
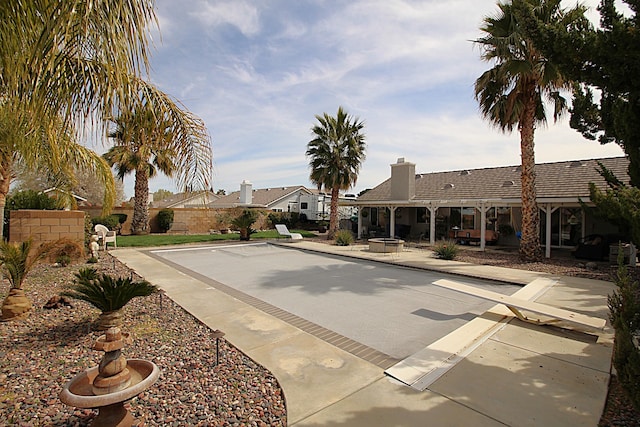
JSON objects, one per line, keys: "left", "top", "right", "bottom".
{"left": 9, "top": 210, "right": 85, "bottom": 246}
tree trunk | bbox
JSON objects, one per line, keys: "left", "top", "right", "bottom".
{"left": 0, "top": 156, "right": 12, "bottom": 240}
{"left": 328, "top": 187, "right": 340, "bottom": 240}
{"left": 1, "top": 288, "right": 32, "bottom": 320}
{"left": 131, "top": 167, "right": 150, "bottom": 235}
{"left": 518, "top": 93, "right": 543, "bottom": 261}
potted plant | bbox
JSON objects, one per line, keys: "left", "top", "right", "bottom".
{"left": 0, "top": 239, "right": 52, "bottom": 320}
{"left": 231, "top": 209, "right": 258, "bottom": 241}
{"left": 62, "top": 268, "right": 158, "bottom": 330}
{"left": 318, "top": 221, "right": 328, "bottom": 233}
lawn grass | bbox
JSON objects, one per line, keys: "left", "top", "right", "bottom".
{"left": 115, "top": 229, "right": 317, "bottom": 247}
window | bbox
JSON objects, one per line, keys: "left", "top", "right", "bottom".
{"left": 417, "top": 207, "right": 428, "bottom": 224}
{"left": 300, "top": 202, "right": 308, "bottom": 209}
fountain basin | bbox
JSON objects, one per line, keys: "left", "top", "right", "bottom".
{"left": 368, "top": 238, "right": 404, "bottom": 253}
{"left": 60, "top": 359, "right": 159, "bottom": 408}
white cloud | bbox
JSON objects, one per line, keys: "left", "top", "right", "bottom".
{"left": 134, "top": 0, "right": 629, "bottom": 200}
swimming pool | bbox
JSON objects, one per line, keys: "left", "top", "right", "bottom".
{"left": 149, "top": 242, "right": 521, "bottom": 364}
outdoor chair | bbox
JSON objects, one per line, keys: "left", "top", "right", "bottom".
{"left": 94, "top": 224, "right": 117, "bottom": 250}
{"left": 275, "top": 224, "right": 303, "bottom": 242}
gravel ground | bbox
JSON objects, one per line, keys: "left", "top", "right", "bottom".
{"left": 0, "top": 253, "right": 286, "bottom": 426}
{"left": 1, "top": 242, "right": 638, "bottom": 426}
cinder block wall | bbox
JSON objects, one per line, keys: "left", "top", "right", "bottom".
{"left": 9, "top": 210, "right": 85, "bottom": 246}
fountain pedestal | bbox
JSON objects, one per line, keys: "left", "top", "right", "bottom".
{"left": 60, "top": 328, "right": 160, "bottom": 427}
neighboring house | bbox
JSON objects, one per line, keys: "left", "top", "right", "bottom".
{"left": 152, "top": 190, "right": 219, "bottom": 209}
{"left": 42, "top": 187, "right": 89, "bottom": 209}
{"left": 353, "top": 156, "right": 630, "bottom": 258}
{"left": 209, "top": 180, "right": 314, "bottom": 211}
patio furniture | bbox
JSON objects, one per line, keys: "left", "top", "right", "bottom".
{"left": 94, "top": 224, "right": 117, "bottom": 250}
{"left": 432, "top": 279, "right": 606, "bottom": 330}
{"left": 275, "top": 224, "right": 303, "bottom": 242}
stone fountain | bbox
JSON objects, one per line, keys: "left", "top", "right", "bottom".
{"left": 60, "top": 327, "right": 160, "bottom": 427}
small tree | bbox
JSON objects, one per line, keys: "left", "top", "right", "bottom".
{"left": 608, "top": 248, "right": 640, "bottom": 410}
{"left": 231, "top": 209, "right": 258, "bottom": 241}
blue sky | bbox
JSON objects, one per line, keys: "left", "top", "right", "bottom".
{"left": 129, "top": 0, "right": 625, "bottom": 199}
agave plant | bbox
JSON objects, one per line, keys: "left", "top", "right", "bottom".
{"left": 62, "top": 268, "right": 158, "bottom": 330}
{"left": 0, "top": 239, "right": 52, "bottom": 320}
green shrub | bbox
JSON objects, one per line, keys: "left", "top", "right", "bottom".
{"left": 334, "top": 230, "right": 354, "bottom": 246}
{"left": 267, "top": 212, "right": 299, "bottom": 229}
{"left": 91, "top": 215, "right": 120, "bottom": 231}
{"left": 112, "top": 213, "right": 128, "bottom": 225}
{"left": 157, "top": 209, "right": 175, "bottom": 233}
{"left": 433, "top": 240, "right": 459, "bottom": 260}
{"left": 608, "top": 247, "right": 640, "bottom": 411}
{"left": 4, "top": 190, "right": 61, "bottom": 237}
{"left": 56, "top": 255, "right": 71, "bottom": 266}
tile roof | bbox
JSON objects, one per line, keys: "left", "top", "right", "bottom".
{"left": 210, "top": 185, "right": 312, "bottom": 208}
{"left": 358, "top": 157, "right": 630, "bottom": 203}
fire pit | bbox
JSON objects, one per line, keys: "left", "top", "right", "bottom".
{"left": 368, "top": 238, "right": 404, "bottom": 253}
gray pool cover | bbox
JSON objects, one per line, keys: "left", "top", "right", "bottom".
{"left": 150, "top": 243, "right": 520, "bottom": 360}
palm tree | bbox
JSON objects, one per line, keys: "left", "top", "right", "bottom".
{"left": 474, "top": 0, "right": 582, "bottom": 261}
{"left": 62, "top": 268, "right": 158, "bottom": 330}
{"left": 0, "top": 239, "right": 53, "bottom": 320}
{"left": 105, "top": 86, "right": 212, "bottom": 234}
{"left": 0, "top": 112, "right": 116, "bottom": 238}
{"left": 0, "top": 1, "right": 157, "bottom": 237}
{"left": 306, "top": 107, "right": 366, "bottom": 239}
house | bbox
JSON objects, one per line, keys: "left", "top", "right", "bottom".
{"left": 209, "top": 181, "right": 314, "bottom": 211}
{"left": 353, "top": 156, "right": 630, "bottom": 258}
{"left": 152, "top": 190, "right": 219, "bottom": 209}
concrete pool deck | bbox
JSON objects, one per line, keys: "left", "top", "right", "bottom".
{"left": 113, "top": 241, "right": 615, "bottom": 427}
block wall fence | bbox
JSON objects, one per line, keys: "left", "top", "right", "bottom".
{"left": 9, "top": 210, "right": 85, "bottom": 246}
{"left": 79, "top": 207, "right": 272, "bottom": 235}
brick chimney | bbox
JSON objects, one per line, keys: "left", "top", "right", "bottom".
{"left": 390, "top": 157, "right": 415, "bottom": 200}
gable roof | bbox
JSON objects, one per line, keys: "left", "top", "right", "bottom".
{"left": 210, "top": 185, "right": 313, "bottom": 208}
{"left": 358, "top": 157, "right": 629, "bottom": 204}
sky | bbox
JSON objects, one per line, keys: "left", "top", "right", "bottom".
{"left": 124, "top": 0, "right": 626, "bottom": 199}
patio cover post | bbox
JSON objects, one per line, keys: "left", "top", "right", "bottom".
{"left": 429, "top": 206, "right": 437, "bottom": 245}
{"left": 390, "top": 206, "right": 396, "bottom": 238}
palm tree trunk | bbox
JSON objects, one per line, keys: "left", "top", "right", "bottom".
{"left": 0, "top": 156, "right": 13, "bottom": 239}
{"left": 519, "top": 93, "right": 543, "bottom": 261}
{"left": 131, "top": 167, "right": 150, "bottom": 235}
{"left": 328, "top": 187, "right": 340, "bottom": 239}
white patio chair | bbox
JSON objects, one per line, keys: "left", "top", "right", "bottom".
{"left": 275, "top": 224, "right": 303, "bottom": 242}
{"left": 94, "top": 224, "right": 117, "bottom": 250}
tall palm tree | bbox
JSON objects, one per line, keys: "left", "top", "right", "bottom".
{"left": 0, "top": 1, "right": 157, "bottom": 237}
{"left": 307, "top": 107, "right": 366, "bottom": 239}
{"left": 474, "top": 0, "right": 583, "bottom": 261}
{"left": 105, "top": 85, "right": 212, "bottom": 234}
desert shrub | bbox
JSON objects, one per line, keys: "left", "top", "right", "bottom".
{"left": 608, "top": 247, "right": 640, "bottom": 410}
{"left": 47, "top": 237, "right": 84, "bottom": 263}
{"left": 433, "top": 239, "right": 459, "bottom": 260}
{"left": 334, "top": 230, "right": 354, "bottom": 246}
{"left": 157, "top": 209, "right": 174, "bottom": 233}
